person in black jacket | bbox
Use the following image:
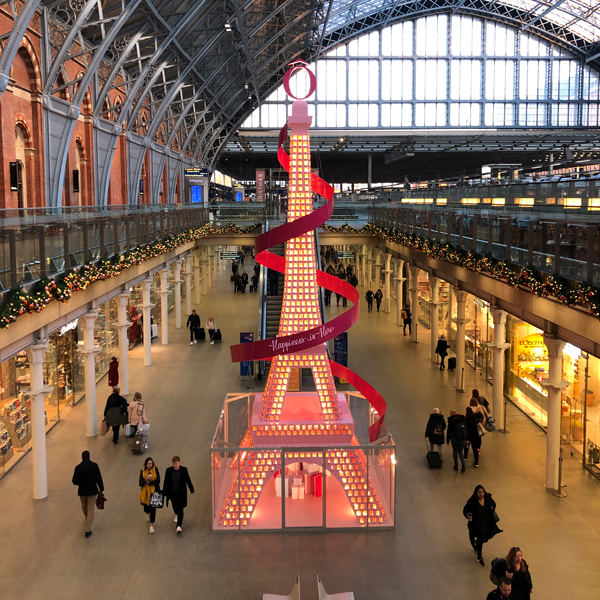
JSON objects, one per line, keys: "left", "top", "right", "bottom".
{"left": 268, "top": 269, "right": 279, "bottom": 296}
{"left": 374, "top": 289, "right": 383, "bottom": 312}
{"left": 365, "top": 289, "right": 374, "bottom": 312}
{"left": 104, "top": 387, "right": 128, "bottom": 444}
{"left": 163, "top": 456, "right": 195, "bottom": 534}
{"left": 463, "top": 485, "right": 503, "bottom": 567}
{"left": 446, "top": 410, "right": 467, "bottom": 473}
{"left": 506, "top": 547, "right": 532, "bottom": 600}
{"left": 240, "top": 271, "right": 249, "bottom": 293}
{"left": 435, "top": 335, "right": 449, "bottom": 370}
{"left": 425, "top": 408, "right": 446, "bottom": 459}
{"left": 72, "top": 450, "right": 104, "bottom": 538}
{"left": 186, "top": 309, "right": 201, "bottom": 345}
{"left": 402, "top": 305, "right": 412, "bottom": 335}
{"left": 486, "top": 577, "right": 520, "bottom": 600}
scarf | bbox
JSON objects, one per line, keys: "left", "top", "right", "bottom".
{"left": 139, "top": 467, "right": 157, "bottom": 506}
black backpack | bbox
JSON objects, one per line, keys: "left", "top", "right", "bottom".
{"left": 453, "top": 417, "right": 467, "bottom": 441}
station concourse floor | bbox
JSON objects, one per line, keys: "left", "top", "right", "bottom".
{"left": 1, "top": 261, "right": 599, "bottom": 600}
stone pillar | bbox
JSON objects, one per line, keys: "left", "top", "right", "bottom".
{"left": 395, "top": 259, "right": 406, "bottom": 326}
{"left": 541, "top": 336, "right": 569, "bottom": 491}
{"left": 173, "top": 259, "right": 183, "bottom": 328}
{"left": 409, "top": 266, "right": 419, "bottom": 342}
{"left": 488, "top": 307, "right": 511, "bottom": 428}
{"left": 202, "top": 249, "right": 208, "bottom": 296}
{"left": 116, "top": 292, "right": 131, "bottom": 394}
{"left": 447, "top": 283, "right": 454, "bottom": 341}
{"left": 29, "top": 340, "right": 53, "bottom": 500}
{"left": 366, "top": 247, "right": 373, "bottom": 289}
{"left": 81, "top": 310, "right": 100, "bottom": 436}
{"left": 360, "top": 246, "right": 367, "bottom": 287}
{"left": 159, "top": 269, "right": 169, "bottom": 345}
{"left": 374, "top": 250, "right": 384, "bottom": 295}
{"left": 142, "top": 278, "right": 155, "bottom": 366}
{"left": 452, "top": 289, "right": 470, "bottom": 391}
{"left": 214, "top": 246, "right": 220, "bottom": 281}
{"left": 185, "top": 253, "right": 193, "bottom": 316}
{"left": 430, "top": 277, "right": 440, "bottom": 363}
{"left": 193, "top": 250, "right": 201, "bottom": 304}
{"left": 208, "top": 247, "right": 214, "bottom": 288}
{"left": 383, "top": 253, "right": 392, "bottom": 313}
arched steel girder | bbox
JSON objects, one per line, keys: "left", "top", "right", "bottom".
{"left": 318, "top": 2, "right": 600, "bottom": 64}
{"left": 0, "top": 0, "right": 42, "bottom": 95}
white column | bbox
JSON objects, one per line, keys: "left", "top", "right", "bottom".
{"left": 360, "top": 247, "right": 367, "bottom": 287}
{"left": 208, "top": 247, "right": 214, "bottom": 288}
{"left": 214, "top": 247, "right": 220, "bottom": 282}
{"left": 395, "top": 259, "right": 406, "bottom": 327}
{"left": 374, "top": 250, "right": 384, "bottom": 293}
{"left": 142, "top": 278, "right": 155, "bottom": 366}
{"left": 29, "top": 340, "right": 53, "bottom": 500}
{"left": 159, "top": 269, "right": 169, "bottom": 345}
{"left": 542, "top": 336, "right": 569, "bottom": 491}
{"left": 409, "top": 266, "right": 419, "bottom": 342}
{"left": 447, "top": 283, "right": 454, "bottom": 341}
{"left": 488, "top": 307, "right": 511, "bottom": 428}
{"left": 366, "top": 247, "right": 373, "bottom": 289}
{"left": 202, "top": 249, "right": 208, "bottom": 296}
{"left": 452, "top": 289, "right": 470, "bottom": 391}
{"left": 81, "top": 310, "right": 100, "bottom": 436}
{"left": 193, "top": 250, "right": 201, "bottom": 304}
{"left": 383, "top": 253, "right": 392, "bottom": 313}
{"left": 430, "top": 276, "right": 440, "bottom": 363}
{"left": 116, "top": 292, "right": 131, "bottom": 394}
{"left": 173, "top": 259, "right": 183, "bottom": 328}
{"left": 185, "top": 253, "right": 193, "bottom": 316}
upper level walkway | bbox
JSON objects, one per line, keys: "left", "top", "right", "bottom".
{"left": 0, "top": 254, "right": 597, "bottom": 600}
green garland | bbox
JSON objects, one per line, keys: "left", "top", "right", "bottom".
{"left": 0, "top": 222, "right": 260, "bottom": 330}
{"left": 321, "top": 223, "right": 600, "bottom": 318}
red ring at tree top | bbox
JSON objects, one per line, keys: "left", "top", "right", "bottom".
{"left": 283, "top": 60, "right": 316, "bottom": 100}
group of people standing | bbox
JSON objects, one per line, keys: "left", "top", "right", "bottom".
{"left": 72, "top": 451, "right": 195, "bottom": 538}
{"left": 323, "top": 263, "right": 357, "bottom": 307}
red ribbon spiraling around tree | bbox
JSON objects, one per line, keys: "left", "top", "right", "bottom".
{"left": 229, "top": 121, "right": 387, "bottom": 441}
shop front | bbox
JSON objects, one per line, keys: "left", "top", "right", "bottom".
{"left": 505, "top": 316, "right": 600, "bottom": 478}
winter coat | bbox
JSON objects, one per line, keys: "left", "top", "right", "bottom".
{"left": 187, "top": 313, "right": 201, "bottom": 328}
{"left": 108, "top": 361, "right": 119, "bottom": 387}
{"left": 403, "top": 308, "right": 412, "bottom": 324}
{"left": 446, "top": 413, "right": 467, "bottom": 443}
{"left": 104, "top": 392, "right": 128, "bottom": 427}
{"left": 163, "top": 466, "right": 195, "bottom": 508}
{"left": 374, "top": 290, "right": 383, "bottom": 305}
{"left": 139, "top": 467, "right": 160, "bottom": 506}
{"left": 72, "top": 458, "right": 104, "bottom": 496}
{"left": 463, "top": 492, "right": 502, "bottom": 543}
{"left": 510, "top": 561, "right": 533, "bottom": 600}
{"left": 365, "top": 290, "right": 374, "bottom": 303}
{"left": 350, "top": 275, "right": 358, "bottom": 287}
{"left": 206, "top": 318, "right": 216, "bottom": 332}
{"left": 128, "top": 401, "right": 147, "bottom": 426}
{"left": 486, "top": 589, "right": 520, "bottom": 600}
{"left": 435, "top": 339, "right": 449, "bottom": 357}
{"left": 425, "top": 413, "right": 446, "bottom": 445}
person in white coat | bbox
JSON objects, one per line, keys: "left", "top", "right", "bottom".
{"left": 206, "top": 316, "right": 216, "bottom": 344}
{"left": 128, "top": 392, "right": 148, "bottom": 435}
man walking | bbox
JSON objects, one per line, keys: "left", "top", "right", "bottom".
{"left": 163, "top": 456, "right": 195, "bottom": 534}
{"left": 186, "top": 309, "right": 201, "bottom": 345}
{"left": 446, "top": 409, "right": 468, "bottom": 473}
{"left": 486, "top": 577, "right": 519, "bottom": 599}
{"left": 72, "top": 451, "right": 104, "bottom": 538}
{"left": 104, "top": 386, "right": 128, "bottom": 444}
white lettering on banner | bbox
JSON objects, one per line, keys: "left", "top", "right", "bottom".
{"left": 268, "top": 324, "right": 336, "bottom": 354}
{"left": 59, "top": 319, "right": 79, "bottom": 336}
{"left": 256, "top": 170, "right": 266, "bottom": 203}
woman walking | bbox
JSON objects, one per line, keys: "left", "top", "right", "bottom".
{"left": 128, "top": 392, "right": 148, "bottom": 435}
{"left": 206, "top": 316, "right": 216, "bottom": 344}
{"left": 108, "top": 357, "right": 119, "bottom": 387}
{"left": 374, "top": 289, "right": 383, "bottom": 312}
{"left": 425, "top": 408, "right": 446, "bottom": 460}
{"left": 464, "top": 398, "right": 489, "bottom": 467}
{"left": 463, "top": 485, "right": 502, "bottom": 567}
{"left": 506, "top": 547, "right": 533, "bottom": 600}
{"left": 139, "top": 457, "right": 160, "bottom": 534}
{"left": 435, "top": 335, "right": 449, "bottom": 370}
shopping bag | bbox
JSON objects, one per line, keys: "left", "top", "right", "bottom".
{"left": 100, "top": 419, "right": 109, "bottom": 436}
{"left": 96, "top": 492, "right": 106, "bottom": 510}
{"left": 486, "top": 416, "right": 497, "bottom": 432}
{"left": 149, "top": 492, "right": 164, "bottom": 508}
{"left": 477, "top": 421, "right": 488, "bottom": 437}
{"left": 125, "top": 423, "right": 135, "bottom": 437}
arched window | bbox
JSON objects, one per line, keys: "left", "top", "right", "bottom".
{"left": 15, "top": 124, "right": 28, "bottom": 209}
{"left": 241, "top": 15, "right": 600, "bottom": 130}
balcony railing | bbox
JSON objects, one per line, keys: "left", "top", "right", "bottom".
{"left": 371, "top": 205, "right": 600, "bottom": 287}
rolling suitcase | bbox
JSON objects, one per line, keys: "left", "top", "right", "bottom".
{"left": 198, "top": 327, "right": 206, "bottom": 341}
{"left": 213, "top": 329, "right": 222, "bottom": 342}
{"left": 131, "top": 434, "right": 145, "bottom": 454}
{"left": 426, "top": 440, "right": 442, "bottom": 469}
{"left": 448, "top": 356, "right": 457, "bottom": 371}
